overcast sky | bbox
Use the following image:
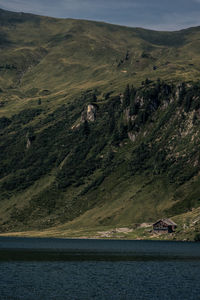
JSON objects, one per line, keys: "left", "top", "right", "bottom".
{"left": 0, "top": 0, "right": 200, "bottom": 31}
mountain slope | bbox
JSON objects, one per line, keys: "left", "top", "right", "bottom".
{"left": 0, "top": 9, "right": 200, "bottom": 240}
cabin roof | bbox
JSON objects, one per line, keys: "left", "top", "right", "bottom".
{"left": 153, "top": 218, "right": 177, "bottom": 226}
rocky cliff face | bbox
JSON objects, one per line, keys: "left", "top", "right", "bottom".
{"left": 81, "top": 104, "right": 97, "bottom": 122}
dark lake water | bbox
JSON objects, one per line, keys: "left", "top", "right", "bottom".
{"left": 0, "top": 237, "right": 200, "bottom": 300}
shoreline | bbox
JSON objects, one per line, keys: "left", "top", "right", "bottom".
{"left": 0, "top": 221, "right": 198, "bottom": 242}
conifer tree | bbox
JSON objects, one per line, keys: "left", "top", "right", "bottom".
{"left": 123, "top": 84, "right": 130, "bottom": 107}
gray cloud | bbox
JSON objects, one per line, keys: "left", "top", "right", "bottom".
{"left": 0, "top": 0, "right": 45, "bottom": 14}
{"left": 0, "top": 0, "right": 200, "bottom": 30}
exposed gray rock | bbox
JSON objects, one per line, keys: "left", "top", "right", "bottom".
{"left": 87, "top": 104, "right": 96, "bottom": 121}
{"left": 26, "top": 138, "right": 31, "bottom": 149}
{"left": 128, "top": 132, "right": 136, "bottom": 142}
{"left": 81, "top": 104, "right": 97, "bottom": 122}
{"left": 124, "top": 108, "right": 130, "bottom": 121}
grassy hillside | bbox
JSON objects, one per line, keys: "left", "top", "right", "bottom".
{"left": 0, "top": 9, "right": 200, "bottom": 240}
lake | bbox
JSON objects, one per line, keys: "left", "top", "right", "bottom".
{"left": 0, "top": 237, "right": 200, "bottom": 299}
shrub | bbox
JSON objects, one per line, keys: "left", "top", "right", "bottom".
{"left": 0, "top": 117, "right": 11, "bottom": 129}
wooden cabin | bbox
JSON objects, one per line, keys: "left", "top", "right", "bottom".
{"left": 153, "top": 219, "right": 177, "bottom": 233}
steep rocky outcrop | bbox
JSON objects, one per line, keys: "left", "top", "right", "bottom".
{"left": 81, "top": 104, "right": 97, "bottom": 122}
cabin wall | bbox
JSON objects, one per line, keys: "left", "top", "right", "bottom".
{"left": 153, "top": 222, "right": 176, "bottom": 233}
